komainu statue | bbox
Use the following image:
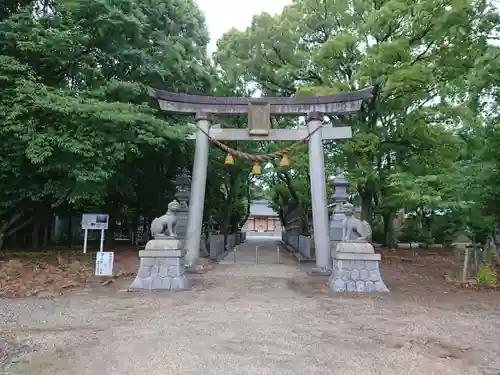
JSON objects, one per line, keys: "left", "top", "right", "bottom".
{"left": 150, "top": 200, "right": 180, "bottom": 238}
{"left": 341, "top": 203, "right": 372, "bottom": 242}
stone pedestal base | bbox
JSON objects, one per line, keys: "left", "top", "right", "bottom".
{"left": 328, "top": 241, "right": 389, "bottom": 292}
{"left": 130, "top": 238, "right": 189, "bottom": 291}
{"left": 308, "top": 267, "right": 332, "bottom": 277}
{"left": 184, "top": 264, "right": 204, "bottom": 274}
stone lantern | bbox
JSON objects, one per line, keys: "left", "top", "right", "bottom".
{"left": 174, "top": 168, "right": 191, "bottom": 239}
{"left": 329, "top": 172, "right": 350, "bottom": 259}
{"left": 330, "top": 172, "right": 349, "bottom": 209}
{"left": 175, "top": 168, "right": 191, "bottom": 208}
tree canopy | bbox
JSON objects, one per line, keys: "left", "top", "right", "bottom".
{"left": 0, "top": 0, "right": 219, "bottom": 248}
{"left": 215, "top": 0, "right": 500, "bottom": 247}
{"left": 1, "top": 0, "right": 500, "bottom": 254}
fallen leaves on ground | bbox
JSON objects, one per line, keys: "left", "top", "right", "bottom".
{"left": 378, "top": 247, "right": 500, "bottom": 297}
{"left": 1, "top": 246, "right": 497, "bottom": 299}
{"left": 0, "top": 249, "right": 140, "bottom": 298}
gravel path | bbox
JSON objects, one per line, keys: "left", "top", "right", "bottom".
{"left": 1, "top": 240, "right": 500, "bottom": 375}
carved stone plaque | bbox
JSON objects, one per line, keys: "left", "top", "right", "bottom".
{"left": 248, "top": 102, "right": 270, "bottom": 135}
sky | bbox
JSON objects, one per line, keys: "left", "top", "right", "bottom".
{"left": 196, "top": 0, "right": 500, "bottom": 53}
{"left": 196, "top": 0, "right": 292, "bottom": 53}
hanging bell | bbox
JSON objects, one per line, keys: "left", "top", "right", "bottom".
{"left": 224, "top": 153, "right": 234, "bottom": 165}
{"left": 279, "top": 154, "right": 291, "bottom": 168}
{"left": 251, "top": 162, "right": 261, "bottom": 176}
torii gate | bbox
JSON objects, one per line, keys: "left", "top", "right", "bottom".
{"left": 149, "top": 87, "right": 373, "bottom": 275}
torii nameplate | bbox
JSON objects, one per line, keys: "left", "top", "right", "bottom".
{"left": 149, "top": 87, "right": 374, "bottom": 117}
{"left": 248, "top": 101, "right": 270, "bottom": 135}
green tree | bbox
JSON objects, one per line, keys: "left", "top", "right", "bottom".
{"left": 215, "top": 0, "right": 499, "bottom": 245}
{"left": 0, "top": 0, "right": 214, "bottom": 249}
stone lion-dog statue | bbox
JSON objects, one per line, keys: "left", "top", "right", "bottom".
{"left": 341, "top": 203, "right": 372, "bottom": 242}
{"left": 150, "top": 200, "right": 180, "bottom": 238}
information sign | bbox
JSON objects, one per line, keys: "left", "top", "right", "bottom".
{"left": 95, "top": 251, "right": 114, "bottom": 276}
{"left": 82, "top": 213, "right": 109, "bottom": 230}
{"left": 81, "top": 213, "right": 109, "bottom": 254}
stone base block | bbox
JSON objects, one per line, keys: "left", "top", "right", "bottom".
{"left": 145, "top": 237, "right": 183, "bottom": 250}
{"left": 328, "top": 251, "right": 389, "bottom": 292}
{"left": 336, "top": 241, "right": 374, "bottom": 254}
{"left": 129, "top": 240, "right": 190, "bottom": 291}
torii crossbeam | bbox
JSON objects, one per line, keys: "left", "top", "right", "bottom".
{"left": 150, "top": 87, "right": 373, "bottom": 275}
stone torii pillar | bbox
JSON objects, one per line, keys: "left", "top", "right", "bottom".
{"left": 306, "top": 112, "right": 332, "bottom": 275}
{"left": 149, "top": 88, "right": 374, "bottom": 270}
{"left": 184, "top": 112, "right": 211, "bottom": 267}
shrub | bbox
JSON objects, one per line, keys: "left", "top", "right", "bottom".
{"left": 474, "top": 266, "right": 497, "bottom": 286}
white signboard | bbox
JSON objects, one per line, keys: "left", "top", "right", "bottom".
{"left": 82, "top": 213, "right": 109, "bottom": 230}
{"left": 95, "top": 251, "right": 114, "bottom": 276}
{"left": 81, "top": 213, "right": 109, "bottom": 254}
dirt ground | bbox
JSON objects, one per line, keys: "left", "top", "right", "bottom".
{"left": 1, "top": 244, "right": 500, "bottom": 375}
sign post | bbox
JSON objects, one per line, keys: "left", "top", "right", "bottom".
{"left": 83, "top": 229, "right": 89, "bottom": 254}
{"left": 99, "top": 229, "right": 105, "bottom": 252}
{"left": 81, "top": 213, "right": 114, "bottom": 276}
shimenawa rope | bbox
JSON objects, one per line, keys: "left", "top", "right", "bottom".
{"left": 192, "top": 123, "right": 322, "bottom": 162}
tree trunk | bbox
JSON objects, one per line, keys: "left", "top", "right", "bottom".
{"left": 360, "top": 189, "right": 374, "bottom": 224}
{"left": 0, "top": 211, "right": 33, "bottom": 250}
{"left": 42, "top": 220, "right": 50, "bottom": 248}
{"left": 131, "top": 215, "right": 139, "bottom": 245}
{"left": 66, "top": 215, "right": 73, "bottom": 248}
{"left": 420, "top": 209, "right": 426, "bottom": 230}
{"left": 383, "top": 212, "right": 396, "bottom": 248}
{"left": 277, "top": 207, "right": 286, "bottom": 230}
{"left": 32, "top": 217, "right": 41, "bottom": 250}
{"left": 11, "top": 230, "right": 17, "bottom": 248}
{"left": 491, "top": 218, "right": 500, "bottom": 263}
{"left": 106, "top": 217, "right": 117, "bottom": 248}
{"left": 278, "top": 170, "right": 310, "bottom": 232}
{"left": 221, "top": 174, "right": 236, "bottom": 248}
{"left": 238, "top": 180, "right": 252, "bottom": 229}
